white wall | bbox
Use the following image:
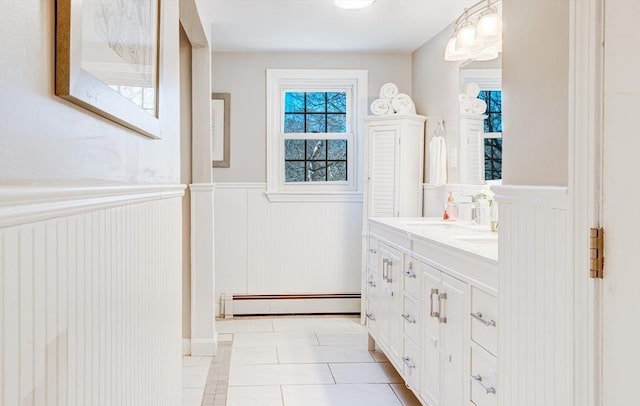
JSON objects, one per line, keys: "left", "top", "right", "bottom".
{"left": 412, "top": 24, "right": 462, "bottom": 184}
{"left": 0, "top": 0, "right": 188, "bottom": 401}
{"left": 214, "top": 184, "right": 362, "bottom": 316}
{"left": 211, "top": 51, "right": 412, "bottom": 182}
{"left": 0, "top": 0, "right": 180, "bottom": 184}
{"left": 502, "top": 0, "right": 569, "bottom": 186}
{"left": 0, "top": 187, "right": 184, "bottom": 406}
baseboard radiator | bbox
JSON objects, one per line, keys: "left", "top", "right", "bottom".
{"left": 221, "top": 293, "right": 361, "bottom": 318}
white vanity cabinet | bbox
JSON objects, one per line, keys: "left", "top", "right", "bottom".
{"left": 366, "top": 219, "right": 498, "bottom": 406}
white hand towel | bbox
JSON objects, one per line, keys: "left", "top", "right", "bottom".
{"left": 391, "top": 93, "right": 416, "bottom": 114}
{"left": 370, "top": 98, "right": 393, "bottom": 116}
{"left": 429, "top": 136, "right": 448, "bottom": 186}
{"left": 379, "top": 83, "right": 399, "bottom": 100}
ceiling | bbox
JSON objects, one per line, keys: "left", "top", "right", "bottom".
{"left": 202, "top": 0, "right": 476, "bottom": 53}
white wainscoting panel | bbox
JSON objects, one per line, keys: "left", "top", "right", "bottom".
{"left": 214, "top": 183, "right": 362, "bottom": 316}
{"left": 493, "top": 185, "right": 571, "bottom": 406}
{"left": 0, "top": 185, "right": 184, "bottom": 406}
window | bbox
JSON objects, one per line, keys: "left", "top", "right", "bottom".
{"left": 266, "top": 70, "right": 367, "bottom": 201}
{"left": 477, "top": 90, "right": 502, "bottom": 181}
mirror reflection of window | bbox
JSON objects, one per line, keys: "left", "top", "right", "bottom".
{"left": 459, "top": 65, "right": 502, "bottom": 183}
{"left": 477, "top": 90, "right": 502, "bottom": 181}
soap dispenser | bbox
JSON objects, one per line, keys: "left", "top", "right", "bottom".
{"left": 443, "top": 192, "right": 458, "bottom": 221}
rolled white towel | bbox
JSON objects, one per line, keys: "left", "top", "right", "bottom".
{"left": 471, "top": 99, "right": 488, "bottom": 114}
{"left": 379, "top": 83, "right": 399, "bottom": 100}
{"left": 465, "top": 82, "right": 481, "bottom": 98}
{"left": 391, "top": 93, "right": 416, "bottom": 114}
{"left": 460, "top": 94, "right": 473, "bottom": 113}
{"left": 370, "top": 98, "right": 393, "bottom": 116}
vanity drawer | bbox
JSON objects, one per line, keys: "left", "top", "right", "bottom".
{"left": 470, "top": 345, "right": 497, "bottom": 406}
{"left": 402, "top": 296, "right": 419, "bottom": 343}
{"left": 402, "top": 259, "right": 419, "bottom": 299}
{"left": 471, "top": 287, "right": 498, "bottom": 355}
{"left": 402, "top": 336, "right": 419, "bottom": 390}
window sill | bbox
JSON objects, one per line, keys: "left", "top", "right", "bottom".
{"left": 264, "top": 191, "right": 363, "bottom": 203}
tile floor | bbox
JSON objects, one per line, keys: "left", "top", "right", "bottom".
{"left": 182, "top": 315, "right": 422, "bottom": 406}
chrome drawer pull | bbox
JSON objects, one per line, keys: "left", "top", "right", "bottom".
{"left": 402, "top": 356, "right": 416, "bottom": 369}
{"left": 430, "top": 288, "right": 440, "bottom": 318}
{"left": 472, "top": 374, "right": 496, "bottom": 394}
{"left": 366, "top": 313, "right": 376, "bottom": 321}
{"left": 471, "top": 312, "right": 496, "bottom": 327}
{"left": 369, "top": 248, "right": 377, "bottom": 254}
{"left": 401, "top": 313, "right": 416, "bottom": 324}
{"left": 438, "top": 293, "right": 448, "bottom": 324}
{"left": 367, "top": 280, "right": 376, "bottom": 287}
{"left": 403, "top": 270, "right": 416, "bottom": 278}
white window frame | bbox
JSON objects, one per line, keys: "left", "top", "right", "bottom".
{"left": 266, "top": 69, "right": 367, "bottom": 202}
{"left": 459, "top": 68, "right": 502, "bottom": 183}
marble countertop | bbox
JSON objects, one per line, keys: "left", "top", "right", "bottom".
{"left": 369, "top": 217, "right": 499, "bottom": 263}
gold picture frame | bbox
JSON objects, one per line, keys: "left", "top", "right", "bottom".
{"left": 55, "top": 0, "right": 162, "bottom": 139}
{"left": 211, "top": 93, "right": 231, "bottom": 168}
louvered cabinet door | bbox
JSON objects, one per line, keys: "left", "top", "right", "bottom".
{"left": 370, "top": 126, "right": 399, "bottom": 217}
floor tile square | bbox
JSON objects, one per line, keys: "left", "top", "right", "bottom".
{"left": 231, "top": 346, "right": 278, "bottom": 365}
{"left": 272, "top": 317, "right": 356, "bottom": 332}
{"left": 216, "top": 318, "right": 274, "bottom": 333}
{"left": 316, "top": 332, "right": 368, "bottom": 347}
{"left": 233, "top": 332, "right": 319, "bottom": 347}
{"left": 281, "top": 384, "right": 402, "bottom": 406}
{"left": 329, "top": 362, "right": 403, "bottom": 384}
{"left": 277, "top": 345, "right": 375, "bottom": 364}
{"left": 182, "top": 387, "right": 205, "bottom": 406}
{"left": 229, "top": 364, "right": 334, "bottom": 386}
{"left": 182, "top": 356, "right": 213, "bottom": 367}
{"left": 183, "top": 366, "right": 210, "bottom": 388}
{"left": 226, "top": 386, "right": 283, "bottom": 406}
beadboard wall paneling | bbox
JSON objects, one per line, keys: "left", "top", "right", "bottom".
{"left": 493, "top": 185, "right": 570, "bottom": 406}
{"left": 0, "top": 185, "right": 183, "bottom": 406}
{"left": 214, "top": 183, "right": 362, "bottom": 316}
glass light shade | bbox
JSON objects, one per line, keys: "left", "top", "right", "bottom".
{"left": 475, "top": 11, "right": 502, "bottom": 44}
{"left": 455, "top": 23, "right": 477, "bottom": 53}
{"left": 473, "top": 49, "right": 499, "bottom": 61}
{"left": 444, "top": 37, "right": 469, "bottom": 61}
{"left": 334, "top": 0, "right": 376, "bottom": 9}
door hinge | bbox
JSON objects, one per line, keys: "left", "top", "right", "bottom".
{"left": 589, "top": 227, "right": 604, "bottom": 279}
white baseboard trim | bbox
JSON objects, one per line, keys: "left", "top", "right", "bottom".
{"left": 190, "top": 338, "right": 218, "bottom": 357}
{"left": 182, "top": 338, "right": 191, "bottom": 356}
{"left": 0, "top": 184, "right": 186, "bottom": 228}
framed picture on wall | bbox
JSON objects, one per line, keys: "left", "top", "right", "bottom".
{"left": 55, "top": 0, "right": 162, "bottom": 139}
{"left": 211, "top": 93, "right": 231, "bottom": 168}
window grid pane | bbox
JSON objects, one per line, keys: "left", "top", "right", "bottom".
{"left": 478, "top": 90, "right": 502, "bottom": 133}
{"left": 285, "top": 139, "right": 348, "bottom": 182}
{"left": 283, "top": 92, "right": 347, "bottom": 133}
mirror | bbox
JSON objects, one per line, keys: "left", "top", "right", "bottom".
{"left": 458, "top": 50, "right": 502, "bottom": 185}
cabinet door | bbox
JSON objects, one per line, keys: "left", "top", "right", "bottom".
{"left": 440, "top": 273, "right": 469, "bottom": 406}
{"left": 386, "top": 247, "right": 403, "bottom": 368}
{"left": 420, "top": 262, "right": 442, "bottom": 406}
{"left": 369, "top": 127, "right": 398, "bottom": 217}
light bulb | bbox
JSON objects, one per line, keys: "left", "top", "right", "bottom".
{"left": 444, "top": 37, "right": 469, "bottom": 61}
{"left": 476, "top": 10, "right": 502, "bottom": 44}
{"left": 455, "top": 23, "right": 477, "bottom": 53}
{"left": 334, "top": 0, "right": 377, "bottom": 9}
